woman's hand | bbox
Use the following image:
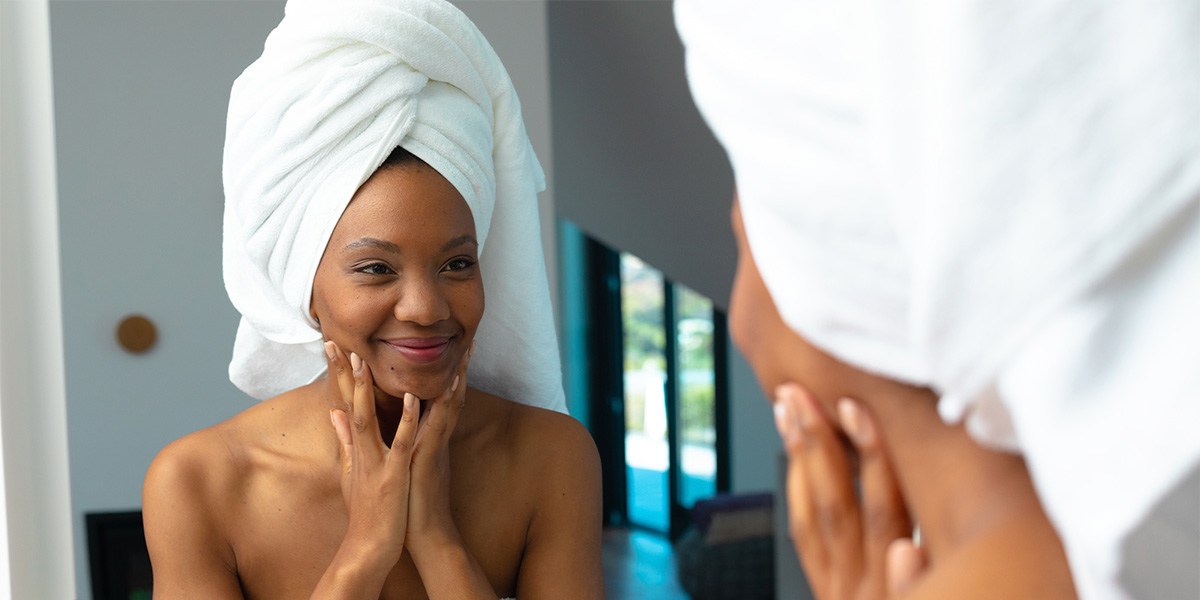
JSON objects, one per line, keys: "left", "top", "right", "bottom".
{"left": 404, "top": 344, "right": 472, "bottom": 557}
{"left": 326, "top": 341, "right": 420, "bottom": 568}
{"left": 773, "top": 383, "right": 927, "bottom": 600}
{"left": 400, "top": 344, "right": 499, "bottom": 598}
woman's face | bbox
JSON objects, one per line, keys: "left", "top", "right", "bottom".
{"left": 728, "top": 199, "right": 858, "bottom": 408}
{"left": 311, "top": 163, "right": 483, "bottom": 401}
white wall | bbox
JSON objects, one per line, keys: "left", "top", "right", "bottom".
{"left": 48, "top": 2, "right": 557, "bottom": 596}
{"left": 0, "top": 0, "right": 76, "bottom": 596}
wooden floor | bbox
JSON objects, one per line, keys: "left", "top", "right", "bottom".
{"left": 602, "top": 528, "right": 691, "bottom": 600}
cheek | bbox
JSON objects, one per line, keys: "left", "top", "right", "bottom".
{"left": 313, "top": 286, "right": 387, "bottom": 341}
{"left": 728, "top": 265, "right": 754, "bottom": 353}
{"left": 454, "top": 281, "right": 485, "bottom": 335}
{"left": 729, "top": 259, "right": 789, "bottom": 399}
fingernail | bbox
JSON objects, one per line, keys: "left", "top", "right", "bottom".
{"left": 838, "top": 398, "right": 875, "bottom": 448}
{"left": 329, "top": 408, "right": 337, "bottom": 427}
{"left": 773, "top": 401, "right": 794, "bottom": 443}
{"left": 773, "top": 385, "right": 803, "bottom": 443}
{"left": 450, "top": 375, "right": 460, "bottom": 393}
{"left": 404, "top": 392, "right": 416, "bottom": 412}
{"left": 350, "top": 352, "right": 362, "bottom": 374}
{"left": 324, "top": 341, "right": 335, "bottom": 361}
{"left": 789, "top": 386, "right": 818, "bottom": 430}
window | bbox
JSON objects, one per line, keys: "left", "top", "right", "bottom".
{"left": 565, "top": 224, "right": 728, "bottom": 539}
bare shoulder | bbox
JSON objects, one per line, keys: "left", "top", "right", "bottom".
{"left": 141, "top": 403, "right": 255, "bottom": 595}
{"left": 500, "top": 397, "right": 599, "bottom": 476}
{"left": 144, "top": 389, "right": 310, "bottom": 505}
{"left": 146, "top": 398, "right": 260, "bottom": 493}
{"left": 475, "top": 396, "right": 606, "bottom": 597}
{"left": 142, "top": 390, "right": 315, "bottom": 597}
{"left": 471, "top": 395, "right": 601, "bottom": 517}
{"left": 144, "top": 421, "right": 237, "bottom": 514}
{"left": 460, "top": 390, "right": 599, "bottom": 485}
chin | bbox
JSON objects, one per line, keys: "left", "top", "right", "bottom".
{"left": 376, "top": 370, "right": 455, "bottom": 401}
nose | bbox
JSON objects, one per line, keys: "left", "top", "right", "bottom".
{"left": 393, "top": 274, "right": 451, "bottom": 326}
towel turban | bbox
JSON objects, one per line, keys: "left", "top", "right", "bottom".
{"left": 677, "top": 1, "right": 1200, "bottom": 598}
{"left": 222, "top": 0, "right": 565, "bottom": 412}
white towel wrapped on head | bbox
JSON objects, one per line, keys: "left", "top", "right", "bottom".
{"left": 222, "top": 0, "right": 565, "bottom": 412}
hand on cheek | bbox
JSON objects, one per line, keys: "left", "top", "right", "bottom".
{"left": 405, "top": 341, "right": 474, "bottom": 560}
{"left": 324, "top": 341, "right": 419, "bottom": 567}
{"left": 772, "top": 383, "right": 925, "bottom": 600}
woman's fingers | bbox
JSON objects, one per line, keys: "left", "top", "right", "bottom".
{"left": 329, "top": 408, "right": 355, "bottom": 508}
{"left": 839, "top": 398, "right": 911, "bottom": 596}
{"left": 773, "top": 384, "right": 919, "bottom": 600}
{"left": 414, "top": 342, "right": 472, "bottom": 451}
{"left": 325, "top": 341, "right": 358, "bottom": 482}
{"left": 324, "top": 341, "right": 355, "bottom": 407}
{"left": 389, "top": 392, "right": 419, "bottom": 458}
{"left": 886, "top": 538, "right": 928, "bottom": 597}
{"left": 330, "top": 408, "right": 353, "bottom": 452}
{"left": 441, "top": 348, "right": 472, "bottom": 432}
{"left": 796, "top": 385, "right": 865, "bottom": 596}
{"left": 322, "top": 348, "right": 412, "bottom": 562}
{"left": 776, "top": 383, "right": 865, "bottom": 594}
{"left": 349, "top": 352, "right": 379, "bottom": 439}
{"left": 402, "top": 343, "right": 473, "bottom": 556}
{"left": 775, "top": 393, "right": 819, "bottom": 572}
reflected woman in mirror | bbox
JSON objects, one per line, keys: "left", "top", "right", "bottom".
{"left": 142, "top": 1, "right": 602, "bottom": 598}
{"left": 678, "top": 1, "right": 1199, "bottom": 598}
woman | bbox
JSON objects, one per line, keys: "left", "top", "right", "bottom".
{"left": 142, "top": 1, "right": 603, "bottom": 598}
{"left": 678, "top": 1, "right": 1199, "bottom": 598}
{"left": 730, "top": 198, "right": 1075, "bottom": 598}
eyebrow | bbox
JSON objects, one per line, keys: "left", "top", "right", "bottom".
{"left": 343, "top": 237, "right": 402, "bottom": 254}
{"left": 342, "top": 235, "right": 478, "bottom": 255}
{"left": 441, "top": 234, "right": 478, "bottom": 253}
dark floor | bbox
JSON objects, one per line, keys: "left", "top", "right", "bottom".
{"left": 602, "top": 528, "right": 691, "bottom": 600}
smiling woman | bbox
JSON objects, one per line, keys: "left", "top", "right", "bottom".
{"left": 140, "top": 0, "right": 603, "bottom": 598}
{"left": 310, "top": 148, "right": 484, "bottom": 402}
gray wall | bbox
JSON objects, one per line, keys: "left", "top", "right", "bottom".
{"left": 50, "top": 2, "right": 285, "bottom": 593}
{"left": 50, "top": 0, "right": 275, "bottom": 460}
{"left": 547, "top": 0, "right": 738, "bottom": 310}
{"left": 546, "top": 1, "right": 779, "bottom": 494}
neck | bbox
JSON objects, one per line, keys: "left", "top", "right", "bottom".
{"left": 317, "top": 377, "right": 407, "bottom": 447}
{"left": 317, "top": 377, "right": 479, "bottom": 449}
{"left": 371, "top": 388, "right": 406, "bottom": 444}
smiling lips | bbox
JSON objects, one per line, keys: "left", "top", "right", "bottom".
{"left": 381, "top": 336, "right": 453, "bottom": 364}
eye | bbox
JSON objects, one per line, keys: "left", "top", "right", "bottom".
{"left": 354, "top": 262, "right": 395, "bottom": 276}
{"left": 442, "top": 257, "right": 477, "bottom": 273}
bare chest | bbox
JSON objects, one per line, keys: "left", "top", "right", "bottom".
{"left": 227, "top": 450, "right": 529, "bottom": 600}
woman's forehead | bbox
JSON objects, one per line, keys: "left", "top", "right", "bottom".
{"left": 333, "top": 165, "right": 476, "bottom": 243}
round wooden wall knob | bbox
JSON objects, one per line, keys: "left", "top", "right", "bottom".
{"left": 116, "top": 314, "right": 157, "bottom": 354}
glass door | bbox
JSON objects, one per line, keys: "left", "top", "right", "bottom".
{"left": 620, "top": 254, "right": 670, "bottom": 531}
{"left": 568, "top": 228, "right": 728, "bottom": 538}
{"left": 674, "top": 285, "right": 717, "bottom": 509}
{"left": 616, "top": 252, "right": 726, "bottom": 536}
